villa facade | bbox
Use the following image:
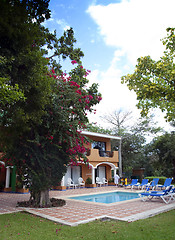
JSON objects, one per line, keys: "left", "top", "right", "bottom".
{"left": 60, "top": 130, "right": 122, "bottom": 188}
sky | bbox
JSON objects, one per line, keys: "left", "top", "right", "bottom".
{"left": 45, "top": 0, "right": 175, "bottom": 131}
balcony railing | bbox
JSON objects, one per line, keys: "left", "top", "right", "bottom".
{"left": 98, "top": 151, "right": 114, "bottom": 157}
{"left": 85, "top": 149, "right": 114, "bottom": 158}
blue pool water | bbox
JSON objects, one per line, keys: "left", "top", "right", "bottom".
{"left": 70, "top": 192, "right": 139, "bottom": 204}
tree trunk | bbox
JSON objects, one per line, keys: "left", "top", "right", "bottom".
{"left": 30, "top": 189, "right": 51, "bottom": 207}
{"left": 40, "top": 189, "right": 51, "bottom": 207}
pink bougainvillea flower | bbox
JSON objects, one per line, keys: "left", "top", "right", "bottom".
{"left": 88, "top": 95, "right": 93, "bottom": 100}
{"left": 76, "top": 90, "right": 82, "bottom": 95}
{"left": 71, "top": 60, "right": 77, "bottom": 65}
{"left": 97, "top": 96, "right": 102, "bottom": 101}
{"left": 47, "top": 135, "right": 53, "bottom": 141}
{"left": 70, "top": 81, "right": 80, "bottom": 88}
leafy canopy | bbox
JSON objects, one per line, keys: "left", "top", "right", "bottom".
{"left": 121, "top": 28, "right": 175, "bottom": 122}
{"left": 148, "top": 132, "right": 175, "bottom": 178}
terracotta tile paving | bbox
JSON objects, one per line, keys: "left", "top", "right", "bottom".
{"left": 0, "top": 187, "right": 175, "bottom": 226}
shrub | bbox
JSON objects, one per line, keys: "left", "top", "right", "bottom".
{"left": 85, "top": 177, "right": 92, "bottom": 184}
{"left": 145, "top": 176, "right": 168, "bottom": 185}
{"left": 108, "top": 178, "right": 114, "bottom": 183}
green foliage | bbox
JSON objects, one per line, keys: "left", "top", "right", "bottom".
{"left": 116, "top": 129, "right": 148, "bottom": 178}
{"left": 0, "top": 0, "right": 51, "bottom": 25}
{"left": 86, "top": 123, "right": 112, "bottom": 134}
{"left": 0, "top": 1, "right": 55, "bottom": 133}
{"left": 145, "top": 176, "right": 167, "bottom": 185}
{"left": 0, "top": 55, "right": 25, "bottom": 106}
{"left": 108, "top": 178, "right": 114, "bottom": 183}
{"left": 85, "top": 177, "right": 92, "bottom": 184}
{"left": 121, "top": 28, "right": 175, "bottom": 122}
{"left": 147, "top": 132, "right": 175, "bottom": 179}
{"left": 0, "top": 77, "right": 25, "bottom": 105}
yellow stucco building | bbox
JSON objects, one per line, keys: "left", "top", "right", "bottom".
{"left": 61, "top": 130, "right": 122, "bottom": 188}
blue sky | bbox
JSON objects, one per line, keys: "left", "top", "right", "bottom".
{"left": 45, "top": 0, "right": 117, "bottom": 73}
{"left": 45, "top": 0, "right": 175, "bottom": 130}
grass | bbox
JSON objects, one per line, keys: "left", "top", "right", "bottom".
{"left": 0, "top": 210, "right": 175, "bottom": 240}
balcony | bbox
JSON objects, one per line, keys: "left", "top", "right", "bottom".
{"left": 85, "top": 148, "right": 118, "bottom": 163}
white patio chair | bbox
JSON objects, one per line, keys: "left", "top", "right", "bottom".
{"left": 67, "top": 178, "right": 75, "bottom": 189}
{"left": 78, "top": 177, "right": 85, "bottom": 188}
{"left": 102, "top": 178, "right": 108, "bottom": 186}
{"left": 96, "top": 177, "right": 103, "bottom": 187}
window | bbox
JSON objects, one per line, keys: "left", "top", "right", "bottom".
{"left": 92, "top": 141, "right": 106, "bottom": 157}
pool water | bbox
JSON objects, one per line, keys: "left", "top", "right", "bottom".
{"left": 70, "top": 191, "right": 139, "bottom": 204}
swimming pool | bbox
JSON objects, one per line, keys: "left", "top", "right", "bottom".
{"left": 69, "top": 191, "right": 139, "bottom": 204}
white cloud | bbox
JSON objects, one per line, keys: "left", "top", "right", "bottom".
{"left": 88, "top": 66, "right": 173, "bottom": 131}
{"left": 87, "top": 64, "right": 140, "bottom": 127}
{"left": 87, "top": 0, "right": 175, "bottom": 130}
{"left": 56, "top": 19, "right": 70, "bottom": 31}
{"left": 88, "top": 0, "right": 175, "bottom": 65}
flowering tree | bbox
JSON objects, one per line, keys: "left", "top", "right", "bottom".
{"left": 6, "top": 62, "right": 101, "bottom": 207}
{"left": 0, "top": 1, "right": 102, "bottom": 206}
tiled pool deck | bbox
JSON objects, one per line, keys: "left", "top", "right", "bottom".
{"left": 1, "top": 186, "right": 175, "bottom": 226}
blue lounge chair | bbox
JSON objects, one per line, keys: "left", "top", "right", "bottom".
{"left": 139, "top": 185, "right": 173, "bottom": 204}
{"left": 134, "top": 179, "right": 149, "bottom": 190}
{"left": 125, "top": 179, "right": 138, "bottom": 189}
{"left": 146, "top": 178, "right": 159, "bottom": 190}
{"left": 157, "top": 178, "right": 172, "bottom": 190}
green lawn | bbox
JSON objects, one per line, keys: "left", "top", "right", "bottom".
{"left": 0, "top": 210, "right": 175, "bottom": 240}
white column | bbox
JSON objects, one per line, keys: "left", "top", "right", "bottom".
{"left": 118, "top": 139, "right": 122, "bottom": 177}
{"left": 92, "top": 167, "right": 95, "bottom": 184}
{"left": 5, "top": 167, "right": 11, "bottom": 188}
{"left": 61, "top": 176, "right": 65, "bottom": 186}
{"left": 114, "top": 168, "right": 116, "bottom": 177}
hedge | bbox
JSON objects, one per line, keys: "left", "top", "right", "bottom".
{"left": 145, "top": 176, "right": 168, "bottom": 185}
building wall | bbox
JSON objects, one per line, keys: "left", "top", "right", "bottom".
{"left": 81, "top": 164, "right": 92, "bottom": 181}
